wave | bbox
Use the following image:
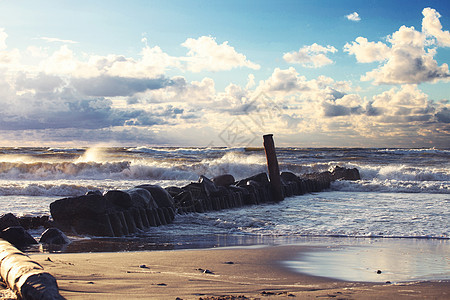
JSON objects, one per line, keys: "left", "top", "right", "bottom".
{"left": 377, "top": 148, "right": 450, "bottom": 155}
{"left": 126, "top": 146, "right": 246, "bottom": 156}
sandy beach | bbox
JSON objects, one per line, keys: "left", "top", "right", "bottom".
{"left": 24, "top": 245, "right": 449, "bottom": 300}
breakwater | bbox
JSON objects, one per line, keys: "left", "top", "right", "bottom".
{"left": 48, "top": 165, "right": 359, "bottom": 238}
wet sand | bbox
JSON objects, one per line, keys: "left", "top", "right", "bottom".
{"left": 28, "top": 245, "right": 449, "bottom": 299}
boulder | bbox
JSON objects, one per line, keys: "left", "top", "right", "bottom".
{"left": 18, "top": 215, "right": 50, "bottom": 230}
{"left": 0, "top": 213, "right": 21, "bottom": 231}
{"left": 125, "top": 188, "right": 157, "bottom": 209}
{"left": 213, "top": 174, "right": 235, "bottom": 187}
{"left": 104, "top": 190, "right": 133, "bottom": 208}
{"left": 1, "top": 226, "right": 38, "bottom": 248}
{"left": 280, "top": 171, "right": 301, "bottom": 183}
{"left": 50, "top": 193, "right": 112, "bottom": 235}
{"left": 236, "top": 172, "right": 270, "bottom": 187}
{"left": 40, "top": 228, "right": 70, "bottom": 245}
{"left": 330, "top": 166, "right": 361, "bottom": 181}
{"left": 136, "top": 185, "right": 175, "bottom": 208}
{"left": 165, "top": 186, "right": 184, "bottom": 197}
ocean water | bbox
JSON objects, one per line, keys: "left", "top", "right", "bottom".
{"left": 1, "top": 146, "right": 449, "bottom": 281}
{"left": 0, "top": 146, "right": 448, "bottom": 241}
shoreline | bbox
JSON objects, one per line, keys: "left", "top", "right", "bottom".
{"left": 27, "top": 243, "right": 450, "bottom": 299}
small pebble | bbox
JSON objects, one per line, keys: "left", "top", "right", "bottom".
{"left": 45, "top": 257, "right": 53, "bottom": 262}
{"left": 224, "top": 261, "right": 234, "bottom": 264}
{"left": 139, "top": 264, "right": 149, "bottom": 269}
{"left": 377, "top": 270, "right": 382, "bottom": 274}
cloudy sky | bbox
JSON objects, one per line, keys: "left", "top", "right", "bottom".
{"left": 0, "top": 0, "right": 449, "bottom": 148}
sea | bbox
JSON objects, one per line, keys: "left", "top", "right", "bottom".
{"left": 0, "top": 146, "right": 449, "bottom": 281}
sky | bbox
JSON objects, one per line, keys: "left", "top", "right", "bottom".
{"left": 0, "top": 0, "right": 449, "bottom": 148}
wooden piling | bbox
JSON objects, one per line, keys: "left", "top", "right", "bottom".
{"left": 263, "top": 134, "right": 284, "bottom": 202}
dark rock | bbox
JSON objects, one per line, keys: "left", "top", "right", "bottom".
{"left": 126, "top": 188, "right": 157, "bottom": 209}
{"left": 50, "top": 194, "right": 109, "bottom": 230}
{"left": 165, "top": 186, "right": 184, "bottom": 197}
{"left": 245, "top": 173, "right": 270, "bottom": 185}
{"left": 104, "top": 190, "right": 133, "bottom": 208}
{"left": 0, "top": 213, "right": 21, "bottom": 231}
{"left": 19, "top": 215, "right": 51, "bottom": 230}
{"left": 198, "top": 175, "right": 220, "bottom": 198}
{"left": 86, "top": 190, "right": 102, "bottom": 196}
{"left": 40, "top": 228, "right": 70, "bottom": 245}
{"left": 281, "top": 171, "right": 300, "bottom": 183}
{"left": 213, "top": 174, "right": 235, "bottom": 187}
{"left": 1, "top": 226, "right": 38, "bottom": 248}
{"left": 330, "top": 166, "right": 360, "bottom": 181}
{"left": 135, "top": 185, "right": 175, "bottom": 208}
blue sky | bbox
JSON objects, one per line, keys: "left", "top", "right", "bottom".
{"left": 0, "top": 0, "right": 449, "bottom": 147}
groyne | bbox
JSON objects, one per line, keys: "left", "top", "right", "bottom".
{"left": 48, "top": 135, "right": 360, "bottom": 238}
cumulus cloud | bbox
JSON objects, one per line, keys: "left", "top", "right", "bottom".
{"left": 181, "top": 36, "right": 260, "bottom": 72}
{"left": 346, "top": 12, "right": 361, "bottom": 22}
{"left": 343, "top": 37, "right": 390, "bottom": 63}
{"left": 422, "top": 7, "right": 450, "bottom": 46}
{"left": 0, "top": 28, "right": 7, "bottom": 50}
{"left": 345, "top": 8, "right": 450, "bottom": 85}
{"left": 71, "top": 76, "right": 173, "bottom": 97}
{"left": 38, "top": 37, "right": 78, "bottom": 44}
{"left": 283, "top": 43, "right": 338, "bottom": 68}
{"left": 371, "top": 84, "right": 435, "bottom": 123}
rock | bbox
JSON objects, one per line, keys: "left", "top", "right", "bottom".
{"left": 104, "top": 190, "right": 133, "bottom": 208}
{"left": 280, "top": 171, "right": 300, "bottom": 183}
{"left": 50, "top": 194, "right": 109, "bottom": 229}
{"left": 1, "top": 226, "right": 38, "bottom": 248}
{"left": 19, "top": 215, "right": 51, "bottom": 230}
{"left": 165, "top": 186, "right": 184, "bottom": 197}
{"left": 236, "top": 172, "right": 270, "bottom": 187}
{"left": 0, "top": 213, "right": 21, "bottom": 231}
{"left": 136, "top": 185, "right": 175, "bottom": 208}
{"left": 198, "top": 175, "right": 220, "bottom": 198}
{"left": 40, "top": 228, "right": 70, "bottom": 245}
{"left": 213, "top": 174, "right": 235, "bottom": 187}
{"left": 330, "top": 166, "right": 360, "bottom": 181}
{"left": 86, "top": 190, "right": 102, "bottom": 196}
{"left": 125, "top": 188, "right": 158, "bottom": 209}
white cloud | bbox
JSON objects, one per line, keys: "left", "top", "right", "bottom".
{"left": 345, "top": 8, "right": 450, "bottom": 85}
{"left": 283, "top": 43, "right": 338, "bottom": 68}
{"left": 371, "top": 84, "right": 434, "bottom": 123}
{"left": 181, "top": 36, "right": 260, "bottom": 72}
{"left": 346, "top": 12, "right": 361, "bottom": 22}
{"left": 344, "top": 37, "right": 390, "bottom": 63}
{"left": 246, "top": 74, "right": 255, "bottom": 89}
{"left": 0, "top": 28, "right": 7, "bottom": 50}
{"left": 38, "top": 37, "right": 78, "bottom": 44}
{"left": 422, "top": 7, "right": 450, "bottom": 47}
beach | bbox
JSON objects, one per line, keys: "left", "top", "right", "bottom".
{"left": 1, "top": 147, "right": 448, "bottom": 298}
{"left": 26, "top": 244, "right": 449, "bottom": 300}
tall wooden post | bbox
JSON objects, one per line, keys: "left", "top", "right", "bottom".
{"left": 263, "top": 134, "right": 284, "bottom": 202}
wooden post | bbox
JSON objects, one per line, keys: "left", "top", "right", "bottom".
{"left": 263, "top": 134, "right": 284, "bottom": 202}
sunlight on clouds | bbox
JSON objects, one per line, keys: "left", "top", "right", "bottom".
{"left": 422, "top": 7, "right": 450, "bottom": 47}
{"left": 345, "top": 12, "right": 361, "bottom": 22}
{"left": 0, "top": 5, "right": 448, "bottom": 147}
{"left": 283, "top": 43, "right": 338, "bottom": 68}
{"left": 0, "top": 28, "right": 7, "bottom": 50}
{"left": 346, "top": 9, "right": 450, "bottom": 85}
{"left": 181, "top": 36, "right": 260, "bottom": 72}
{"left": 344, "top": 37, "right": 390, "bottom": 63}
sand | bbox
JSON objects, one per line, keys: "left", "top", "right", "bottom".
{"left": 25, "top": 245, "right": 449, "bottom": 300}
